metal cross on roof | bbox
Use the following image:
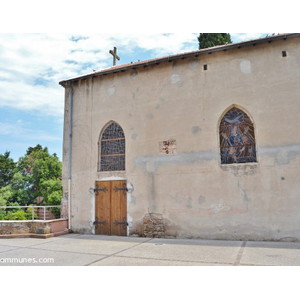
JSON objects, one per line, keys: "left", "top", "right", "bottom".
{"left": 109, "top": 47, "right": 120, "bottom": 66}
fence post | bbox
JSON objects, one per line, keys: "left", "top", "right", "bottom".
{"left": 32, "top": 206, "right": 34, "bottom": 221}
{"left": 44, "top": 207, "right": 46, "bottom": 221}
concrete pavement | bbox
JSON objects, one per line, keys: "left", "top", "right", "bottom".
{"left": 1, "top": 233, "right": 300, "bottom": 266}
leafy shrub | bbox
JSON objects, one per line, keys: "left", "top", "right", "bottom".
{"left": 5, "top": 210, "right": 28, "bottom": 220}
{"left": 2, "top": 206, "right": 38, "bottom": 221}
{"left": 25, "top": 205, "right": 38, "bottom": 220}
{"left": 0, "top": 209, "right": 6, "bottom": 220}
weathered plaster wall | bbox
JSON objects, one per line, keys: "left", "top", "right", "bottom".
{"left": 62, "top": 37, "right": 300, "bottom": 240}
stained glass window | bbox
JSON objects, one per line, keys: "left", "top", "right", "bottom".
{"left": 219, "top": 107, "right": 256, "bottom": 164}
{"left": 99, "top": 122, "right": 125, "bottom": 171}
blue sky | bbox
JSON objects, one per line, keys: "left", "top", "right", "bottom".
{"left": 0, "top": 33, "right": 277, "bottom": 161}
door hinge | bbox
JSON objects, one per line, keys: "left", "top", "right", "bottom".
{"left": 113, "top": 217, "right": 128, "bottom": 230}
{"left": 94, "top": 217, "right": 108, "bottom": 229}
{"left": 113, "top": 183, "right": 128, "bottom": 195}
{"left": 94, "top": 184, "right": 108, "bottom": 196}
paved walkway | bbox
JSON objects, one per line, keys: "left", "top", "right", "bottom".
{"left": 1, "top": 233, "right": 300, "bottom": 266}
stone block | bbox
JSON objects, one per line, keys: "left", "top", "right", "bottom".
{"left": 44, "top": 226, "right": 51, "bottom": 234}
{"left": 143, "top": 213, "right": 165, "bottom": 238}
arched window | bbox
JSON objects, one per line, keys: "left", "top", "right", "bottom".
{"left": 99, "top": 122, "right": 125, "bottom": 171}
{"left": 219, "top": 107, "right": 256, "bottom": 164}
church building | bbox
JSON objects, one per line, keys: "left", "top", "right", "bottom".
{"left": 59, "top": 33, "right": 300, "bottom": 241}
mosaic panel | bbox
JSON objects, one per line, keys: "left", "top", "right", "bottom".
{"left": 100, "top": 122, "right": 125, "bottom": 171}
{"left": 159, "top": 139, "right": 177, "bottom": 154}
{"left": 219, "top": 107, "right": 256, "bottom": 164}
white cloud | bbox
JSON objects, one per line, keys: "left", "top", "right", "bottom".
{"left": 0, "top": 33, "right": 105, "bottom": 116}
{"left": 118, "top": 33, "right": 198, "bottom": 56}
{"left": 231, "top": 33, "right": 271, "bottom": 42}
{"left": 0, "top": 120, "right": 61, "bottom": 142}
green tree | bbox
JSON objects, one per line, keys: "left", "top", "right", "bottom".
{"left": 0, "top": 185, "right": 12, "bottom": 219}
{"left": 9, "top": 172, "right": 32, "bottom": 205}
{"left": 0, "top": 145, "right": 62, "bottom": 219}
{"left": 17, "top": 144, "right": 62, "bottom": 207}
{"left": 198, "top": 33, "right": 232, "bottom": 49}
{"left": 0, "top": 151, "right": 16, "bottom": 188}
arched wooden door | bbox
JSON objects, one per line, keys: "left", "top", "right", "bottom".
{"left": 94, "top": 180, "right": 127, "bottom": 236}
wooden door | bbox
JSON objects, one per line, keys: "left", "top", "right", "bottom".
{"left": 94, "top": 181, "right": 111, "bottom": 235}
{"left": 94, "top": 180, "right": 127, "bottom": 236}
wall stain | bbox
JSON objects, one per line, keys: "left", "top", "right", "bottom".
{"left": 191, "top": 126, "right": 201, "bottom": 135}
{"left": 198, "top": 195, "right": 206, "bottom": 204}
{"left": 135, "top": 144, "right": 300, "bottom": 174}
{"left": 238, "top": 181, "right": 251, "bottom": 202}
{"left": 131, "top": 133, "right": 138, "bottom": 140}
{"left": 171, "top": 74, "right": 183, "bottom": 87}
{"left": 147, "top": 114, "right": 154, "bottom": 120}
{"left": 130, "top": 70, "right": 138, "bottom": 79}
{"left": 220, "top": 164, "right": 258, "bottom": 177}
{"left": 135, "top": 151, "right": 217, "bottom": 173}
{"left": 188, "top": 58, "right": 199, "bottom": 69}
{"left": 260, "top": 144, "right": 300, "bottom": 165}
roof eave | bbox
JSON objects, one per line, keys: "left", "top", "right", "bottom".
{"left": 59, "top": 33, "right": 300, "bottom": 87}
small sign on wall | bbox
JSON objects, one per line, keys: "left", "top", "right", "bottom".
{"left": 159, "top": 139, "right": 177, "bottom": 154}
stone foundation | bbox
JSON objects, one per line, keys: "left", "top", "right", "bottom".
{"left": 143, "top": 213, "right": 165, "bottom": 238}
{"left": 0, "top": 219, "right": 68, "bottom": 236}
{"left": 0, "top": 222, "right": 31, "bottom": 235}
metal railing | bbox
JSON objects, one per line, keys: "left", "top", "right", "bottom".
{"left": 0, "top": 205, "right": 62, "bottom": 221}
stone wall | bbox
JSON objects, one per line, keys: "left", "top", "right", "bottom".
{"left": 0, "top": 222, "right": 31, "bottom": 235}
{"left": 0, "top": 220, "right": 68, "bottom": 235}
{"left": 143, "top": 213, "right": 165, "bottom": 238}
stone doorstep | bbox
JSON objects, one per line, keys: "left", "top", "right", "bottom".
{"left": 0, "top": 230, "right": 71, "bottom": 239}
